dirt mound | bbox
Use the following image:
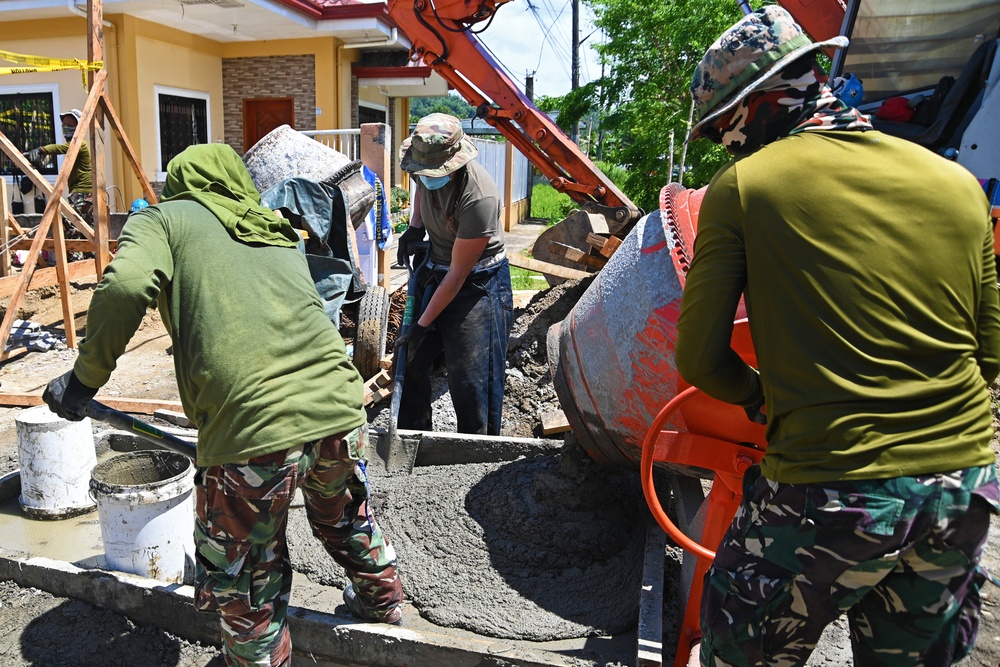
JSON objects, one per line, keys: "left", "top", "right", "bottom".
{"left": 502, "top": 277, "right": 593, "bottom": 438}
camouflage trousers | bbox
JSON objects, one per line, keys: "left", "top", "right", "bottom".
{"left": 194, "top": 424, "right": 402, "bottom": 667}
{"left": 700, "top": 464, "right": 1000, "bottom": 667}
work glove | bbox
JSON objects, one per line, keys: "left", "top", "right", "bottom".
{"left": 23, "top": 148, "right": 43, "bottom": 163}
{"left": 393, "top": 323, "right": 428, "bottom": 365}
{"left": 396, "top": 225, "right": 426, "bottom": 268}
{"left": 42, "top": 369, "right": 99, "bottom": 422}
{"left": 742, "top": 392, "right": 767, "bottom": 425}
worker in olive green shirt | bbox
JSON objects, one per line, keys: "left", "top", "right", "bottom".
{"left": 675, "top": 7, "right": 1000, "bottom": 667}
{"left": 25, "top": 109, "right": 92, "bottom": 194}
{"left": 43, "top": 144, "right": 403, "bottom": 666}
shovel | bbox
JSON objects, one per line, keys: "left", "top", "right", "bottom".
{"left": 85, "top": 400, "right": 198, "bottom": 460}
{"left": 384, "top": 241, "right": 429, "bottom": 473}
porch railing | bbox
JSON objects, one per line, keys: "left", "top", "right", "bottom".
{"left": 301, "top": 129, "right": 361, "bottom": 162}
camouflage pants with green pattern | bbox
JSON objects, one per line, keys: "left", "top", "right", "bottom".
{"left": 194, "top": 424, "right": 402, "bottom": 667}
{"left": 701, "top": 464, "right": 1000, "bottom": 667}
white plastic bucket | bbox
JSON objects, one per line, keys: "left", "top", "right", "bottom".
{"left": 16, "top": 405, "right": 97, "bottom": 519}
{"left": 89, "top": 450, "right": 196, "bottom": 584}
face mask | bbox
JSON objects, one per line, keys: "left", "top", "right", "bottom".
{"left": 420, "top": 174, "right": 452, "bottom": 190}
{"left": 62, "top": 124, "right": 76, "bottom": 139}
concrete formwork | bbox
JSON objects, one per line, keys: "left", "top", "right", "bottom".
{"left": 0, "top": 427, "right": 653, "bottom": 666}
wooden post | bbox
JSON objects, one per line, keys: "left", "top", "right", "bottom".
{"left": 0, "top": 179, "right": 9, "bottom": 277}
{"left": 360, "top": 123, "right": 392, "bottom": 292}
{"left": 89, "top": 0, "right": 111, "bottom": 278}
{"left": 503, "top": 140, "right": 515, "bottom": 232}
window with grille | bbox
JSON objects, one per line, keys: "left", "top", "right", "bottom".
{"left": 157, "top": 89, "right": 208, "bottom": 173}
{"left": 0, "top": 91, "right": 57, "bottom": 176}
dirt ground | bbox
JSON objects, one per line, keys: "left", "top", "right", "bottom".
{"left": 0, "top": 278, "right": 999, "bottom": 666}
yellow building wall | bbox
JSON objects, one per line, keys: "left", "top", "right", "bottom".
{"left": 131, "top": 18, "right": 223, "bottom": 187}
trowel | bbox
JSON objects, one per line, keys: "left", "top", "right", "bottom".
{"left": 86, "top": 400, "right": 197, "bottom": 460}
{"left": 383, "top": 241, "right": 429, "bottom": 474}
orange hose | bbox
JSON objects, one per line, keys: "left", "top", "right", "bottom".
{"left": 640, "top": 386, "right": 716, "bottom": 563}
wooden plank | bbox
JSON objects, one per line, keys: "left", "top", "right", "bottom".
{"left": 0, "top": 259, "right": 96, "bottom": 300}
{"left": 539, "top": 409, "right": 572, "bottom": 435}
{"left": 585, "top": 232, "right": 607, "bottom": 251}
{"left": 370, "top": 369, "right": 392, "bottom": 388}
{"left": 508, "top": 252, "right": 591, "bottom": 280}
{"left": 153, "top": 409, "right": 195, "bottom": 429}
{"left": 363, "top": 386, "right": 393, "bottom": 406}
{"left": 7, "top": 213, "right": 25, "bottom": 236}
{"left": 597, "top": 235, "right": 622, "bottom": 258}
{"left": 11, "top": 239, "right": 117, "bottom": 253}
{"left": 0, "top": 393, "right": 183, "bottom": 414}
{"left": 547, "top": 242, "right": 608, "bottom": 270}
{"left": 101, "top": 92, "right": 158, "bottom": 204}
{"left": 378, "top": 355, "right": 394, "bottom": 370}
{"left": 89, "top": 0, "right": 110, "bottom": 278}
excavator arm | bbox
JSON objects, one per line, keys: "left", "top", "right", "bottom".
{"left": 388, "top": 0, "right": 642, "bottom": 273}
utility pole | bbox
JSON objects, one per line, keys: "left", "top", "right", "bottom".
{"left": 571, "top": 0, "right": 580, "bottom": 143}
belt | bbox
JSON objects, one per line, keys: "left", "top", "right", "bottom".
{"left": 427, "top": 249, "right": 507, "bottom": 273}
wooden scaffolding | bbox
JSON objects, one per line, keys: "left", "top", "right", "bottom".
{"left": 0, "top": 0, "right": 155, "bottom": 359}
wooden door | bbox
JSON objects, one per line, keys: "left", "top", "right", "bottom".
{"left": 243, "top": 98, "right": 295, "bottom": 152}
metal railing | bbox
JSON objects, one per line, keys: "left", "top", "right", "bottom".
{"left": 301, "top": 129, "right": 361, "bottom": 162}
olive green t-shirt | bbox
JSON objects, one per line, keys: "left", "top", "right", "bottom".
{"left": 417, "top": 160, "right": 504, "bottom": 265}
{"left": 75, "top": 200, "right": 366, "bottom": 467}
{"left": 42, "top": 140, "right": 92, "bottom": 194}
{"left": 676, "top": 130, "right": 1000, "bottom": 484}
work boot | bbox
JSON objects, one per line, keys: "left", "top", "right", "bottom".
{"left": 342, "top": 583, "right": 403, "bottom": 625}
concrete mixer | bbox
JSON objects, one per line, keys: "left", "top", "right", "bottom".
{"left": 548, "top": 183, "right": 767, "bottom": 666}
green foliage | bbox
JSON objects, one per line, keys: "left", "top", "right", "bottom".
{"left": 389, "top": 186, "right": 410, "bottom": 213}
{"left": 530, "top": 183, "right": 577, "bottom": 225}
{"left": 536, "top": 82, "right": 600, "bottom": 135}
{"left": 409, "top": 94, "right": 476, "bottom": 123}
{"left": 585, "top": 0, "right": 742, "bottom": 207}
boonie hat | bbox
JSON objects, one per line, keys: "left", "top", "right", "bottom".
{"left": 400, "top": 113, "right": 478, "bottom": 177}
{"left": 688, "top": 5, "right": 849, "bottom": 141}
{"left": 60, "top": 109, "right": 82, "bottom": 125}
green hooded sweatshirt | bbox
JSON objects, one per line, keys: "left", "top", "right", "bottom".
{"left": 75, "top": 144, "right": 365, "bottom": 466}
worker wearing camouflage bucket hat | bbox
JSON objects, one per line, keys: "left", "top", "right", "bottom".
{"left": 394, "top": 113, "right": 512, "bottom": 436}
{"left": 676, "top": 6, "right": 1000, "bottom": 667}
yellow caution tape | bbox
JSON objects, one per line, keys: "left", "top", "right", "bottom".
{"left": 0, "top": 49, "right": 103, "bottom": 87}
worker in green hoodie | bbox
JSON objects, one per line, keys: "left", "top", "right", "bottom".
{"left": 42, "top": 144, "right": 403, "bottom": 666}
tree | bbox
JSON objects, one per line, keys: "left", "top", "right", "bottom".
{"left": 409, "top": 93, "right": 476, "bottom": 123}
{"left": 582, "top": 0, "right": 741, "bottom": 209}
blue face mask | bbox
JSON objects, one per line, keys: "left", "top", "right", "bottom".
{"left": 420, "top": 174, "right": 452, "bottom": 190}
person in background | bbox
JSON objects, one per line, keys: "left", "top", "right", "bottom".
{"left": 394, "top": 113, "right": 513, "bottom": 435}
{"left": 675, "top": 7, "right": 1000, "bottom": 666}
{"left": 24, "top": 108, "right": 93, "bottom": 219}
{"left": 42, "top": 143, "right": 403, "bottom": 667}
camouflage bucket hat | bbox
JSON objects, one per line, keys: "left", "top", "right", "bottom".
{"left": 688, "top": 5, "right": 848, "bottom": 141}
{"left": 400, "top": 113, "right": 478, "bottom": 177}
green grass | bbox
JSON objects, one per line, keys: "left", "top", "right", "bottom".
{"left": 530, "top": 183, "right": 577, "bottom": 226}
{"left": 510, "top": 266, "right": 548, "bottom": 291}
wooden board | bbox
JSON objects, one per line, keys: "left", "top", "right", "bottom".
{"left": 0, "top": 393, "right": 183, "bottom": 415}
{"left": 539, "top": 409, "right": 572, "bottom": 435}
{"left": 547, "top": 242, "right": 608, "bottom": 270}
{"left": 508, "top": 253, "right": 591, "bottom": 280}
{"left": 153, "top": 409, "right": 195, "bottom": 428}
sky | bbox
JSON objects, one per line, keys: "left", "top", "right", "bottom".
{"left": 472, "top": 0, "right": 604, "bottom": 100}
